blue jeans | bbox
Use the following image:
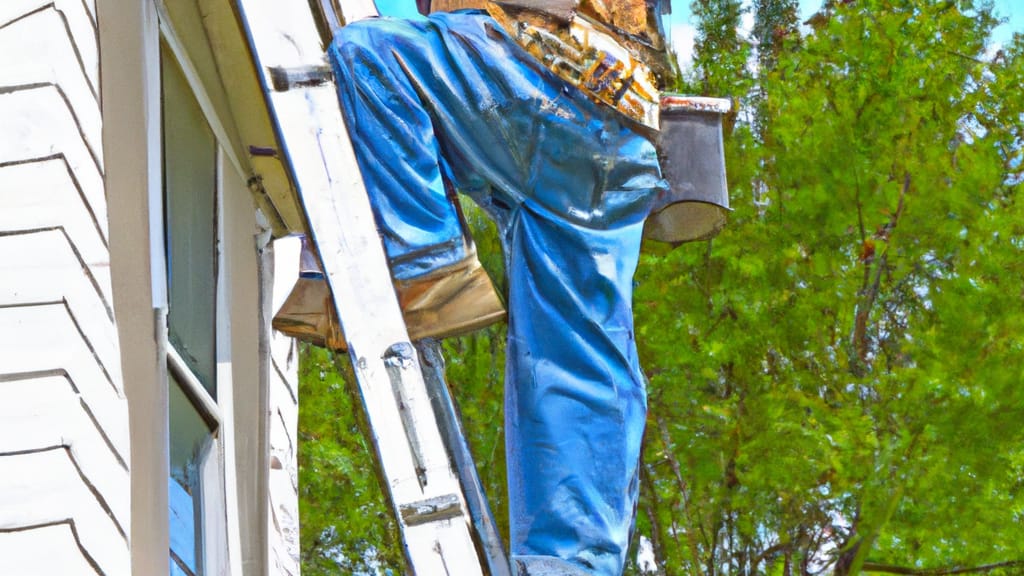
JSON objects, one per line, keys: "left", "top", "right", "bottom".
{"left": 329, "top": 12, "right": 667, "bottom": 575}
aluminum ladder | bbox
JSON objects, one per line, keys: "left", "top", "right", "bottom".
{"left": 234, "top": 1, "right": 509, "bottom": 573}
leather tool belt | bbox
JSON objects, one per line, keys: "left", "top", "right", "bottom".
{"left": 431, "top": 0, "right": 661, "bottom": 130}
{"left": 487, "top": 4, "right": 660, "bottom": 130}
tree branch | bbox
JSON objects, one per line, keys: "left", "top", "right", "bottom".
{"left": 656, "top": 415, "right": 706, "bottom": 563}
{"left": 861, "top": 560, "right": 1024, "bottom": 575}
{"left": 850, "top": 171, "right": 910, "bottom": 375}
{"left": 943, "top": 49, "right": 992, "bottom": 66}
{"left": 639, "top": 462, "right": 671, "bottom": 575}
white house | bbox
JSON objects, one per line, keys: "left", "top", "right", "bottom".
{"left": 0, "top": 0, "right": 315, "bottom": 573}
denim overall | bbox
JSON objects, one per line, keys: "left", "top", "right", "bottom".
{"left": 329, "top": 12, "right": 667, "bottom": 574}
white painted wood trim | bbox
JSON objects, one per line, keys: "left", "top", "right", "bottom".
{"left": 167, "top": 344, "right": 224, "bottom": 426}
{"left": 144, "top": 10, "right": 168, "bottom": 311}
{"left": 98, "top": 0, "right": 171, "bottom": 571}
{"left": 200, "top": 434, "right": 229, "bottom": 576}
{"left": 155, "top": 0, "right": 246, "bottom": 181}
{"left": 217, "top": 147, "right": 247, "bottom": 576}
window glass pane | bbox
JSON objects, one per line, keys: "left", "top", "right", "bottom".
{"left": 162, "top": 42, "right": 218, "bottom": 397}
{"left": 169, "top": 371, "right": 214, "bottom": 576}
{"left": 169, "top": 477, "right": 198, "bottom": 576}
{"left": 170, "top": 558, "right": 192, "bottom": 576}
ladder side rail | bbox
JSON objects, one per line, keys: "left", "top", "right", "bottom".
{"left": 418, "top": 340, "right": 512, "bottom": 576}
{"left": 307, "top": 6, "right": 512, "bottom": 574}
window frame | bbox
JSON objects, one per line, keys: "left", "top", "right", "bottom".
{"left": 154, "top": 2, "right": 249, "bottom": 573}
{"left": 160, "top": 37, "right": 226, "bottom": 576}
{"left": 98, "top": 0, "right": 272, "bottom": 571}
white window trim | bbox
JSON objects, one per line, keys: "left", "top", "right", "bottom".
{"left": 155, "top": 5, "right": 250, "bottom": 575}
{"left": 215, "top": 147, "right": 247, "bottom": 576}
{"left": 167, "top": 345, "right": 223, "bottom": 426}
{"left": 101, "top": 0, "right": 265, "bottom": 571}
{"left": 154, "top": 0, "right": 247, "bottom": 179}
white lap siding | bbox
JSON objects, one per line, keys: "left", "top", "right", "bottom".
{"left": 0, "top": 1, "right": 129, "bottom": 574}
{"left": 269, "top": 237, "right": 302, "bottom": 576}
{"left": 268, "top": 331, "right": 300, "bottom": 576}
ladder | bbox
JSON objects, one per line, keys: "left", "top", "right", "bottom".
{"left": 234, "top": 1, "right": 509, "bottom": 574}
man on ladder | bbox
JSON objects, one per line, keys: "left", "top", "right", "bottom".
{"left": 275, "top": 2, "right": 686, "bottom": 574}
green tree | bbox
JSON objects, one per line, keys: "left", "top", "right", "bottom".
{"left": 690, "top": 0, "right": 753, "bottom": 97}
{"left": 752, "top": 0, "right": 800, "bottom": 70}
{"left": 632, "top": 0, "right": 1024, "bottom": 573}
{"left": 297, "top": 345, "right": 403, "bottom": 575}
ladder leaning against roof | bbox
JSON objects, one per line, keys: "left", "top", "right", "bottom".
{"left": 232, "top": 0, "right": 509, "bottom": 574}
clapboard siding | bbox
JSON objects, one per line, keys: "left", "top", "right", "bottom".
{"left": 0, "top": 302, "right": 131, "bottom": 526}
{"left": 268, "top": 239, "right": 302, "bottom": 576}
{"left": 0, "top": 158, "right": 112, "bottom": 306}
{"left": 0, "top": 252, "right": 127, "bottom": 445}
{"left": 0, "top": 0, "right": 126, "bottom": 572}
{"left": 82, "top": 0, "right": 97, "bottom": 27}
{"left": 0, "top": 230, "right": 120, "bottom": 382}
{"left": 0, "top": 450, "right": 126, "bottom": 575}
{"left": 0, "top": 87, "right": 106, "bottom": 228}
{"left": 0, "top": 4, "right": 99, "bottom": 110}
{"left": 269, "top": 334, "right": 301, "bottom": 576}
{"left": 0, "top": 522, "right": 103, "bottom": 576}
{"left": 0, "top": 374, "right": 129, "bottom": 530}
{"left": 0, "top": 0, "right": 99, "bottom": 92}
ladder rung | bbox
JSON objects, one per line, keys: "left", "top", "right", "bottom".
{"left": 400, "top": 494, "right": 463, "bottom": 527}
{"left": 268, "top": 65, "right": 334, "bottom": 92}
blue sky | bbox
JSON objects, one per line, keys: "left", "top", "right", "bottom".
{"left": 375, "top": 0, "right": 1021, "bottom": 54}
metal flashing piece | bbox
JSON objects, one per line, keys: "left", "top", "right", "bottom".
{"left": 660, "top": 94, "right": 733, "bottom": 114}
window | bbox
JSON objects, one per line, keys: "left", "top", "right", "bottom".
{"left": 168, "top": 372, "right": 215, "bottom": 575}
{"left": 163, "top": 39, "right": 218, "bottom": 398}
{"left": 161, "top": 40, "right": 226, "bottom": 576}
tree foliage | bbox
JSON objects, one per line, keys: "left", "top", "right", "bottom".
{"left": 297, "top": 345, "right": 403, "bottom": 575}
{"left": 299, "top": 1, "right": 1024, "bottom": 574}
{"left": 632, "top": 0, "right": 1024, "bottom": 573}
